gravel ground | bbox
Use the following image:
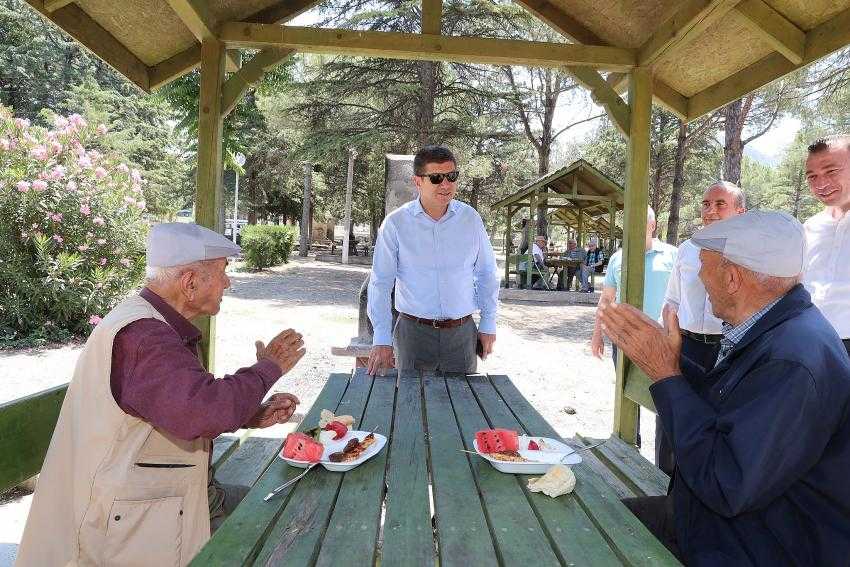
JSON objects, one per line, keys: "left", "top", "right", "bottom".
{"left": 0, "top": 255, "right": 657, "bottom": 565}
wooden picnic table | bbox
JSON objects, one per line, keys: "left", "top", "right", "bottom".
{"left": 192, "top": 370, "right": 680, "bottom": 566}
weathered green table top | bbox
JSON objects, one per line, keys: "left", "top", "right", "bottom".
{"left": 191, "top": 370, "right": 679, "bottom": 566}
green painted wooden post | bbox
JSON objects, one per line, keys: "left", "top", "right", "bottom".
{"left": 504, "top": 206, "right": 512, "bottom": 287}
{"left": 577, "top": 207, "right": 584, "bottom": 247}
{"left": 194, "top": 37, "right": 226, "bottom": 371}
{"left": 609, "top": 198, "right": 616, "bottom": 253}
{"left": 614, "top": 67, "right": 652, "bottom": 445}
{"left": 526, "top": 194, "right": 536, "bottom": 288}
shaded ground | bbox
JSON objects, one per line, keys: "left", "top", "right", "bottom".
{"left": 0, "top": 256, "right": 656, "bottom": 565}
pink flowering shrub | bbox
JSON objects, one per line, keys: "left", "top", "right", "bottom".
{"left": 0, "top": 106, "right": 146, "bottom": 344}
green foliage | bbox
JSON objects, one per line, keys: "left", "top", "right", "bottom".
{"left": 0, "top": 105, "right": 146, "bottom": 344}
{"left": 240, "top": 224, "right": 296, "bottom": 270}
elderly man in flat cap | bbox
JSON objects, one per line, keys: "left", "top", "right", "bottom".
{"left": 17, "top": 223, "right": 306, "bottom": 567}
{"left": 599, "top": 211, "right": 850, "bottom": 565}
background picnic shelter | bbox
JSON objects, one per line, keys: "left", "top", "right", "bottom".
{"left": 24, "top": 0, "right": 850, "bottom": 445}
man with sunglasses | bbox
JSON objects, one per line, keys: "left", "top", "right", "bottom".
{"left": 367, "top": 145, "right": 500, "bottom": 376}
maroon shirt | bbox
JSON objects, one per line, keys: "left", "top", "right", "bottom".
{"left": 110, "top": 288, "right": 282, "bottom": 441}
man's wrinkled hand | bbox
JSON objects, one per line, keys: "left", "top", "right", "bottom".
{"left": 366, "top": 345, "right": 394, "bottom": 376}
{"left": 478, "top": 333, "right": 496, "bottom": 360}
{"left": 256, "top": 329, "right": 306, "bottom": 375}
{"left": 245, "top": 393, "right": 300, "bottom": 429}
{"left": 598, "top": 302, "right": 682, "bottom": 381}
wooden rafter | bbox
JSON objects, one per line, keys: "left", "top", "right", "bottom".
{"left": 43, "top": 0, "right": 74, "bottom": 11}
{"left": 568, "top": 67, "right": 630, "bottom": 135}
{"left": 512, "top": 0, "right": 688, "bottom": 120}
{"left": 148, "top": 0, "right": 318, "bottom": 90}
{"left": 165, "top": 0, "right": 239, "bottom": 70}
{"left": 422, "top": 0, "right": 442, "bottom": 35}
{"left": 218, "top": 23, "right": 637, "bottom": 70}
{"left": 638, "top": 0, "right": 743, "bottom": 67}
{"left": 688, "top": 6, "right": 850, "bottom": 119}
{"left": 220, "top": 48, "right": 293, "bottom": 117}
{"left": 735, "top": 0, "right": 805, "bottom": 64}
{"left": 25, "top": 1, "right": 149, "bottom": 91}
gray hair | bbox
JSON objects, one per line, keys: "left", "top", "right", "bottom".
{"left": 145, "top": 261, "right": 207, "bottom": 284}
{"left": 705, "top": 181, "right": 746, "bottom": 209}
{"left": 720, "top": 258, "right": 800, "bottom": 295}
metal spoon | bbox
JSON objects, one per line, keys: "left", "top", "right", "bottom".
{"left": 264, "top": 463, "right": 316, "bottom": 502}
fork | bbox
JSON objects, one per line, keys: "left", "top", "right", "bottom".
{"left": 560, "top": 439, "right": 608, "bottom": 462}
{"left": 264, "top": 463, "right": 317, "bottom": 502}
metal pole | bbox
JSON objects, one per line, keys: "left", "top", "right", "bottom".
{"left": 342, "top": 148, "right": 357, "bottom": 265}
{"left": 232, "top": 171, "right": 239, "bottom": 243}
{"left": 299, "top": 162, "right": 312, "bottom": 257}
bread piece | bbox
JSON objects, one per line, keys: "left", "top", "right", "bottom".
{"left": 527, "top": 465, "right": 576, "bottom": 498}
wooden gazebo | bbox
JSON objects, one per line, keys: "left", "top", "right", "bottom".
{"left": 25, "top": 0, "right": 850, "bottom": 444}
{"left": 492, "top": 159, "right": 624, "bottom": 287}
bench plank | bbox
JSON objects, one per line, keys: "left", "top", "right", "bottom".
{"left": 315, "top": 372, "right": 397, "bottom": 567}
{"left": 215, "top": 436, "right": 283, "bottom": 489}
{"left": 466, "top": 375, "right": 622, "bottom": 566}
{"left": 578, "top": 434, "right": 669, "bottom": 498}
{"left": 423, "top": 375, "right": 499, "bottom": 567}
{"left": 488, "top": 375, "right": 681, "bottom": 566}
{"left": 445, "top": 375, "right": 561, "bottom": 566}
{"left": 0, "top": 384, "right": 67, "bottom": 493}
{"left": 189, "top": 373, "right": 351, "bottom": 566}
{"left": 211, "top": 435, "right": 240, "bottom": 472}
{"left": 252, "top": 373, "right": 375, "bottom": 566}
{"left": 381, "top": 372, "right": 437, "bottom": 566}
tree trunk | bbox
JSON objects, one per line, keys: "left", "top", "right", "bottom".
{"left": 667, "top": 120, "right": 688, "bottom": 245}
{"left": 723, "top": 99, "right": 745, "bottom": 185}
{"left": 470, "top": 177, "right": 480, "bottom": 210}
{"left": 415, "top": 61, "right": 437, "bottom": 147}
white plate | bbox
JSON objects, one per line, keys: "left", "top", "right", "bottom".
{"left": 280, "top": 430, "right": 387, "bottom": 472}
{"left": 472, "top": 435, "right": 582, "bottom": 474}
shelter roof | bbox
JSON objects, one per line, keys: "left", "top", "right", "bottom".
{"left": 549, "top": 207, "right": 623, "bottom": 239}
{"left": 23, "top": 0, "right": 850, "bottom": 121}
{"left": 492, "top": 159, "right": 624, "bottom": 219}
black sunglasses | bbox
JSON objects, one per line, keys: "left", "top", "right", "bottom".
{"left": 417, "top": 170, "right": 460, "bottom": 184}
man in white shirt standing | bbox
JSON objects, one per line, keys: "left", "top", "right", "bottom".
{"left": 803, "top": 135, "right": 850, "bottom": 357}
{"left": 660, "top": 182, "right": 746, "bottom": 474}
{"left": 366, "top": 145, "right": 500, "bottom": 376}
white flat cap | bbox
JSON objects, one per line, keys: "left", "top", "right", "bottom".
{"left": 691, "top": 210, "right": 805, "bottom": 277}
{"left": 146, "top": 222, "right": 241, "bottom": 268}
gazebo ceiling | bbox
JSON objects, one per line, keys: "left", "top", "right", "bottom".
{"left": 24, "top": 0, "right": 850, "bottom": 121}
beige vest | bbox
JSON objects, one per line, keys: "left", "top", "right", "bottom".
{"left": 16, "top": 296, "right": 211, "bottom": 567}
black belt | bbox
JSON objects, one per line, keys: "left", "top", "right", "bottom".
{"left": 681, "top": 329, "right": 723, "bottom": 344}
{"left": 400, "top": 312, "right": 472, "bottom": 329}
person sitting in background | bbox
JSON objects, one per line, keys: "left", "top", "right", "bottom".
{"left": 518, "top": 235, "right": 548, "bottom": 289}
{"left": 581, "top": 240, "right": 605, "bottom": 292}
{"left": 600, "top": 211, "right": 850, "bottom": 565}
{"left": 558, "top": 239, "right": 586, "bottom": 291}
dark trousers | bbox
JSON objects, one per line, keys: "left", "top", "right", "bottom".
{"left": 622, "top": 496, "right": 682, "bottom": 561}
{"left": 557, "top": 266, "right": 579, "bottom": 291}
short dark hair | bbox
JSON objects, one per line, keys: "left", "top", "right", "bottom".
{"left": 413, "top": 145, "right": 456, "bottom": 175}
{"left": 807, "top": 134, "right": 850, "bottom": 154}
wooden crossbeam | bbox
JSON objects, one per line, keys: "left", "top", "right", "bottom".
{"left": 218, "top": 23, "right": 637, "bottom": 70}
{"left": 638, "top": 0, "right": 743, "bottom": 66}
{"left": 220, "top": 48, "right": 293, "bottom": 117}
{"left": 25, "top": 1, "right": 149, "bottom": 91}
{"left": 567, "top": 67, "right": 630, "bottom": 135}
{"left": 43, "top": 0, "right": 74, "bottom": 11}
{"left": 688, "top": 7, "right": 850, "bottom": 119}
{"left": 165, "top": 0, "right": 239, "bottom": 70}
{"left": 422, "top": 0, "right": 442, "bottom": 35}
{"left": 734, "top": 0, "right": 804, "bottom": 64}
{"left": 149, "top": 0, "right": 317, "bottom": 89}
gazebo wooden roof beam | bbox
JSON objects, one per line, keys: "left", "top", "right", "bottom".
{"left": 164, "top": 0, "right": 240, "bottom": 72}
{"left": 735, "top": 0, "right": 805, "bottom": 65}
{"left": 217, "top": 23, "right": 637, "bottom": 70}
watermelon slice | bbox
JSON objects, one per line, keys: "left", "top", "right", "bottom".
{"left": 475, "top": 429, "right": 519, "bottom": 453}
{"left": 283, "top": 432, "right": 324, "bottom": 462}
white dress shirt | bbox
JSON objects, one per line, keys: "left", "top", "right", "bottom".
{"left": 663, "top": 239, "right": 723, "bottom": 334}
{"left": 803, "top": 210, "right": 850, "bottom": 339}
{"left": 367, "top": 198, "right": 500, "bottom": 346}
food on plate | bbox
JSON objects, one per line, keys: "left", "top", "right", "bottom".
{"left": 282, "top": 432, "right": 324, "bottom": 463}
{"left": 527, "top": 465, "right": 576, "bottom": 498}
{"left": 475, "top": 429, "right": 519, "bottom": 453}
{"left": 318, "top": 409, "right": 355, "bottom": 429}
{"left": 323, "top": 420, "right": 348, "bottom": 440}
{"left": 528, "top": 440, "right": 540, "bottom": 450}
{"left": 328, "top": 433, "right": 376, "bottom": 462}
{"left": 488, "top": 450, "right": 529, "bottom": 462}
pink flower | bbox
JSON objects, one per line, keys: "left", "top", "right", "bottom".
{"left": 52, "top": 234, "right": 63, "bottom": 243}
{"left": 50, "top": 141, "right": 62, "bottom": 154}
{"left": 30, "top": 146, "right": 49, "bottom": 161}
{"left": 120, "top": 258, "right": 131, "bottom": 267}
{"left": 88, "top": 315, "right": 102, "bottom": 326}
{"left": 14, "top": 118, "right": 30, "bottom": 129}
{"left": 131, "top": 183, "right": 142, "bottom": 193}
{"left": 32, "top": 180, "right": 48, "bottom": 192}
{"left": 16, "top": 181, "right": 30, "bottom": 193}
{"left": 97, "top": 238, "right": 106, "bottom": 245}
{"left": 66, "top": 180, "right": 77, "bottom": 191}
{"left": 53, "top": 116, "right": 69, "bottom": 129}
{"left": 50, "top": 165, "right": 66, "bottom": 180}
{"left": 123, "top": 196, "right": 136, "bottom": 205}
{"left": 0, "top": 138, "right": 9, "bottom": 151}
{"left": 68, "top": 114, "right": 87, "bottom": 129}
{"left": 99, "top": 257, "right": 107, "bottom": 265}
{"left": 96, "top": 124, "right": 108, "bottom": 135}
{"left": 93, "top": 216, "right": 105, "bottom": 226}
{"left": 117, "top": 163, "right": 129, "bottom": 173}
{"left": 136, "top": 201, "right": 146, "bottom": 210}
{"left": 94, "top": 167, "right": 107, "bottom": 179}
{"left": 78, "top": 244, "right": 89, "bottom": 252}
{"left": 130, "top": 168, "right": 142, "bottom": 183}
{"left": 50, "top": 213, "right": 63, "bottom": 222}
{"left": 78, "top": 155, "right": 92, "bottom": 169}
{"left": 79, "top": 204, "right": 91, "bottom": 216}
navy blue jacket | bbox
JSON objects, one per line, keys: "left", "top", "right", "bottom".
{"left": 651, "top": 285, "right": 850, "bottom": 566}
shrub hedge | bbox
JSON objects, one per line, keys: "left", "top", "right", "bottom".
{"left": 240, "top": 224, "right": 296, "bottom": 270}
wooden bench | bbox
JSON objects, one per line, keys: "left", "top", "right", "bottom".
{"left": 576, "top": 433, "right": 670, "bottom": 499}
{"left": 0, "top": 385, "right": 283, "bottom": 497}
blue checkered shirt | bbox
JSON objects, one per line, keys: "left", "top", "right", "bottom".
{"left": 715, "top": 297, "right": 782, "bottom": 367}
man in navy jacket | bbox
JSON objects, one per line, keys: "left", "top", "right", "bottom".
{"left": 600, "top": 211, "right": 850, "bottom": 566}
